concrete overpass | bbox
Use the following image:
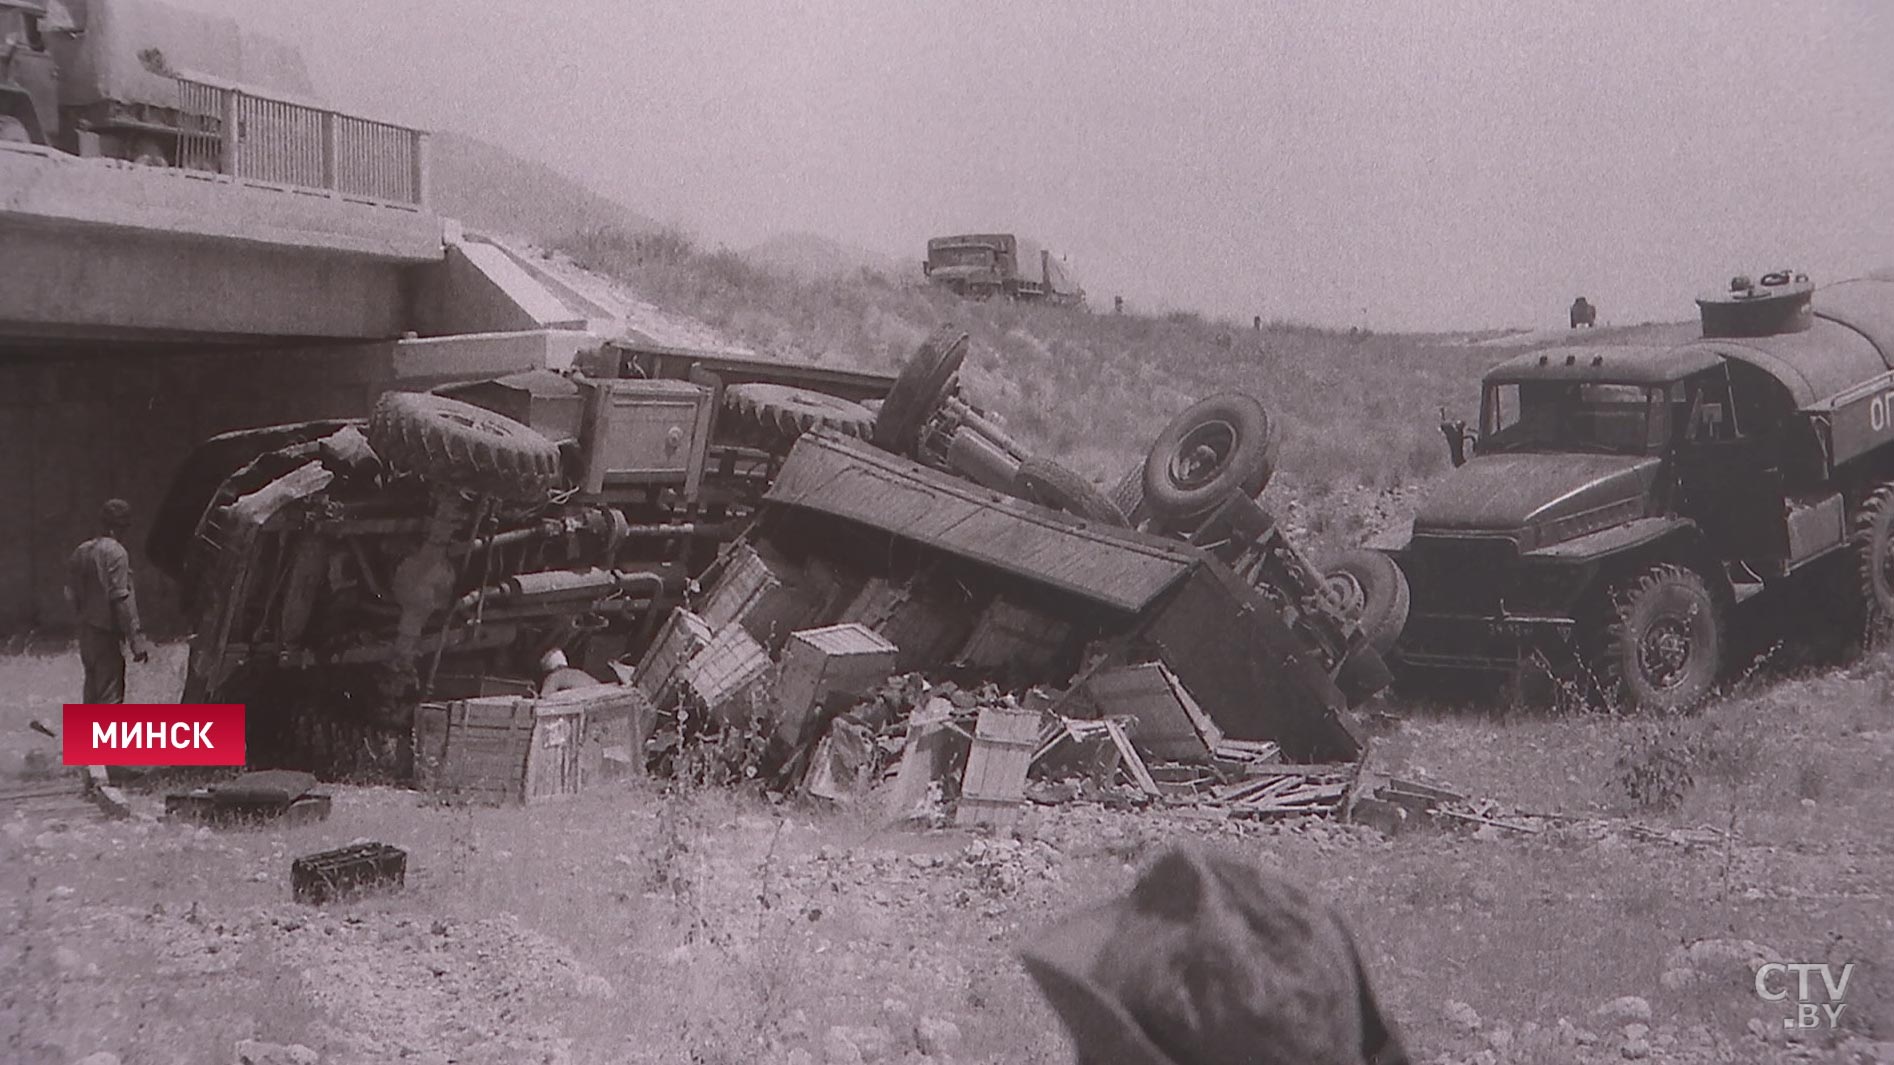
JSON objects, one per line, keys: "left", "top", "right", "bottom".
{"left": 0, "top": 134, "right": 623, "bottom": 633}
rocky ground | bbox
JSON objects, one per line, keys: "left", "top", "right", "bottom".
{"left": 3, "top": 636, "right": 1891, "bottom": 1065}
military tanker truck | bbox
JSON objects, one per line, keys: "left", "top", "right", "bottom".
{"left": 0, "top": 0, "right": 315, "bottom": 165}
{"left": 1381, "top": 271, "right": 1894, "bottom": 710}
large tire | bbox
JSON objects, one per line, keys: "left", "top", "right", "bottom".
{"left": 1589, "top": 563, "right": 1722, "bottom": 712}
{"left": 1109, "top": 464, "right": 1150, "bottom": 527}
{"left": 1322, "top": 549, "right": 1411, "bottom": 657}
{"left": 873, "top": 325, "right": 969, "bottom": 455}
{"left": 1851, "top": 482, "right": 1894, "bottom": 639}
{"left": 369, "top": 392, "right": 562, "bottom": 503}
{"left": 1141, "top": 393, "right": 1277, "bottom": 522}
{"left": 1015, "top": 458, "right": 1129, "bottom": 526}
{"left": 725, "top": 383, "right": 875, "bottom": 442}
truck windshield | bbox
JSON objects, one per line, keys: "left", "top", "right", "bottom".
{"left": 1480, "top": 382, "right": 1665, "bottom": 455}
{"left": 929, "top": 246, "right": 995, "bottom": 268}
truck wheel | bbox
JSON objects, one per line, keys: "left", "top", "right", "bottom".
{"left": 1141, "top": 393, "right": 1277, "bottom": 521}
{"left": 873, "top": 325, "right": 969, "bottom": 455}
{"left": 369, "top": 392, "right": 562, "bottom": 503}
{"left": 1590, "top": 564, "right": 1722, "bottom": 712}
{"left": 1014, "top": 458, "right": 1129, "bottom": 526}
{"left": 1851, "top": 482, "right": 1894, "bottom": 636}
{"left": 1321, "top": 549, "right": 1411, "bottom": 657}
{"left": 1109, "top": 464, "right": 1150, "bottom": 527}
{"left": 725, "top": 383, "right": 875, "bottom": 443}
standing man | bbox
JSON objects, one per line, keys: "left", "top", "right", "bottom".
{"left": 65, "top": 498, "right": 151, "bottom": 704}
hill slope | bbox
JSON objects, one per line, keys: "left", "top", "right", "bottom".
{"left": 745, "top": 232, "right": 907, "bottom": 281}
{"left": 429, "top": 131, "right": 660, "bottom": 243}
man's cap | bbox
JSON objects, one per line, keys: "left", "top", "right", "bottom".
{"left": 101, "top": 498, "right": 133, "bottom": 527}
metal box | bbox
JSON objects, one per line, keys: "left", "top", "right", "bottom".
{"left": 291, "top": 842, "right": 407, "bottom": 905}
{"left": 1786, "top": 492, "right": 1845, "bottom": 565}
{"left": 575, "top": 377, "right": 714, "bottom": 496}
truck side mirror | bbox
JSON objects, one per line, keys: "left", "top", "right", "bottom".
{"left": 1439, "top": 411, "right": 1473, "bottom": 468}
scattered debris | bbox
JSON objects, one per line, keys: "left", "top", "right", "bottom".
{"left": 292, "top": 842, "right": 408, "bottom": 906}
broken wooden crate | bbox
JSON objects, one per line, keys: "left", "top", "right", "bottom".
{"left": 955, "top": 704, "right": 1044, "bottom": 828}
{"left": 698, "top": 542, "right": 844, "bottom": 653}
{"left": 412, "top": 694, "right": 592, "bottom": 804}
{"left": 632, "top": 608, "right": 715, "bottom": 709}
{"left": 773, "top": 623, "right": 899, "bottom": 749}
{"left": 1082, "top": 660, "right": 1224, "bottom": 763}
{"left": 677, "top": 623, "right": 773, "bottom": 727}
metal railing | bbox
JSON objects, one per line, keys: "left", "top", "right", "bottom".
{"left": 171, "top": 76, "right": 430, "bottom": 208}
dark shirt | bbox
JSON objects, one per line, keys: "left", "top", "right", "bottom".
{"left": 67, "top": 535, "right": 141, "bottom": 635}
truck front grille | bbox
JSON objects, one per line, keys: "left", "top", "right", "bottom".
{"left": 1402, "top": 535, "right": 1518, "bottom": 615}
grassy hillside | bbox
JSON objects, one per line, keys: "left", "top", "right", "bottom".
{"left": 430, "top": 132, "right": 659, "bottom": 244}
{"left": 555, "top": 229, "right": 1515, "bottom": 507}
{"left": 743, "top": 232, "right": 907, "bottom": 282}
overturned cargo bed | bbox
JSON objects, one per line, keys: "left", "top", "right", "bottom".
{"left": 752, "top": 430, "right": 1363, "bottom": 762}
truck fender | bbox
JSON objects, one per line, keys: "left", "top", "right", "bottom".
{"left": 1524, "top": 516, "right": 1700, "bottom": 565}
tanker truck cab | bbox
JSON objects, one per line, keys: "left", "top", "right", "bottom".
{"left": 1391, "top": 273, "right": 1894, "bottom": 711}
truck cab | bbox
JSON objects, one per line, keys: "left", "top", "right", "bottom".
{"left": 1391, "top": 273, "right": 1894, "bottom": 710}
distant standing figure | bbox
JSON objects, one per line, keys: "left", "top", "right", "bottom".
{"left": 1114, "top": 295, "right": 1124, "bottom": 315}
{"left": 1570, "top": 297, "right": 1597, "bottom": 328}
{"left": 65, "top": 499, "right": 152, "bottom": 704}
{"left": 1253, "top": 315, "right": 1262, "bottom": 331}
{"left": 1020, "top": 845, "right": 1410, "bottom": 1065}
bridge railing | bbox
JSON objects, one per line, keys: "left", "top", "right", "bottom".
{"left": 171, "top": 76, "right": 430, "bottom": 209}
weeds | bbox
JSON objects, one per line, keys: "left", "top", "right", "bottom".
{"left": 1610, "top": 718, "right": 1699, "bottom": 812}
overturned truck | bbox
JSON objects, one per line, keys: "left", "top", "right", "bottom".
{"left": 149, "top": 326, "right": 1395, "bottom": 784}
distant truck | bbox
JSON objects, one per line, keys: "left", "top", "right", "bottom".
{"left": 1387, "top": 271, "right": 1894, "bottom": 710}
{"left": 0, "top": 0, "right": 316, "bottom": 165}
{"left": 923, "top": 233, "right": 1083, "bottom": 305}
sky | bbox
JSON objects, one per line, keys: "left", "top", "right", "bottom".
{"left": 178, "top": 0, "right": 1894, "bottom": 331}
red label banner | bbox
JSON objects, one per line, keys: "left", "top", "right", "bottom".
{"left": 62, "top": 704, "right": 246, "bottom": 766}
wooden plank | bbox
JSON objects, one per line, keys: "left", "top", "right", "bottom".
{"left": 1101, "top": 719, "right": 1161, "bottom": 796}
{"left": 882, "top": 697, "right": 953, "bottom": 822}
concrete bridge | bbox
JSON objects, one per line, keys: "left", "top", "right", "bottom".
{"left": 0, "top": 120, "right": 622, "bottom": 633}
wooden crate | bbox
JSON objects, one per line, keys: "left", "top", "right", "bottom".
{"left": 413, "top": 694, "right": 601, "bottom": 804}
{"left": 955, "top": 705, "right": 1044, "bottom": 829}
{"left": 678, "top": 623, "right": 772, "bottom": 726}
{"left": 955, "top": 598, "right": 1072, "bottom": 676}
{"left": 1083, "top": 660, "right": 1225, "bottom": 762}
{"left": 632, "top": 608, "right": 714, "bottom": 709}
{"left": 524, "top": 700, "right": 586, "bottom": 803}
{"left": 842, "top": 577, "right": 978, "bottom": 674}
{"left": 697, "top": 543, "right": 779, "bottom": 630}
{"left": 774, "top": 623, "right": 899, "bottom": 748}
{"left": 413, "top": 696, "right": 536, "bottom": 804}
{"left": 538, "top": 683, "right": 655, "bottom": 783}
